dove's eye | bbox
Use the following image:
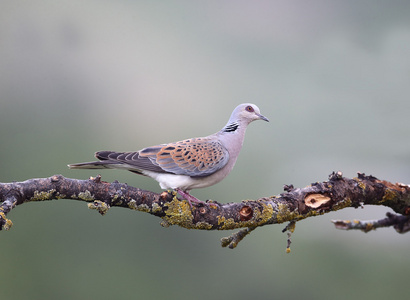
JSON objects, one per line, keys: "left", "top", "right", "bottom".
{"left": 245, "top": 105, "right": 254, "bottom": 112}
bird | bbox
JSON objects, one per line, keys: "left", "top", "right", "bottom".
{"left": 68, "top": 103, "right": 269, "bottom": 206}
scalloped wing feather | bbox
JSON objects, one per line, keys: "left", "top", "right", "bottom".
{"left": 142, "top": 138, "right": 230, "bottom": 177}
{"left": 96, "top": 137, "right": 230, "bottom": 177}
{"left": 95, "top": 150, "right": 165, "bottom": 173}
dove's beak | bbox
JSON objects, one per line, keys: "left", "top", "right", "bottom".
{"left": 257, "top": 113, "right": 269, "bottom": 122}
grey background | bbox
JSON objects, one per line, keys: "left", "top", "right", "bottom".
{"left": 1, "top": 1, "right": 410, "bottom": 299}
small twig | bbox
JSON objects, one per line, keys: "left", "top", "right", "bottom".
{"left": 332, "top": 212, "right": 410, "bottom": 233}
{"left": 282, "top": 221, "right": 296, "bottom": 253}
{"left": 0, "top": 191, "right": 19, "bottom": 230}
{"left": 221, "top": 227, "right": 257, "bottom": 249}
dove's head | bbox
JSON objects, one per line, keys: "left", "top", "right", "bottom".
{"left": 231, "top": 103, "right": 269, "bottom": 125}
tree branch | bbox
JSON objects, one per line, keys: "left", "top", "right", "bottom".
{"left": 1, "top": 172, "right": 409, "bottom": 250}
{"left": 332, "top": 212, "right": 410, "bottom": 233}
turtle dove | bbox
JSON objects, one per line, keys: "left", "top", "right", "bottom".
{"left": 68, "top": 103, "right": 269, "bottom": 206}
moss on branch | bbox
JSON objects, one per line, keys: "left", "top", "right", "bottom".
{"left": 1, "top": 172, "right": 409, "bottom": 249}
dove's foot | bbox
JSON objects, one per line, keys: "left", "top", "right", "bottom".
{"left": 175, "top": 189, "right": 205, "bottom": 207}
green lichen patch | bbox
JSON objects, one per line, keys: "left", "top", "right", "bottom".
{"left": 78, "top": 190, "right": 95, "bottom": 202}
{"left": 193, "top": 221, "right": 213, "bottom": 230}
{"left": 31, "top": 189, "right": 56, "bottom": 201}
{"left": 88, "top": 200, "right": 110, "bottom": 215}
{"left": 136, "top": 203, "right": 150, "bottom": 213}
{"left": 128, "top": 199, "right": 138, "bottom": 210}
{"left": 160, "top": 220, "right": 171, "bottom": 227}
{"left": 3, "top": 218, "right": 13, "bottom": 230}
{"left": 353, "top": 177, "right": 366, "bottom": 191}
{"left": 217, "top": 202, "right": 276, "bottom": 230}
{"left": 125, "top": 199, "right": 151, "bottom": 212}
{"left": 151, "top": 202, "right": 163, "bottom": 213}
{"left": 161, "top": 197, "right": 194, "bottom": 228}
{"left": 217, "top": 215, "right": 236, "bottom": 230}
{"left": 276, "top": 203, "right": 301, "bottom": 224}
{"left": 111, "top": 193, "right": 125, "bottom": 205}
{"left": 239, "top": 201, "right": 275, "bottom": 228}
{"left": 0, "top": 212, "right": 13, "bottom": 230}
{"left": 381, "top": 188, "right": 398, "bottom": 204}
{"left": 332, "top": 197, "right": 352, "bottom": 211}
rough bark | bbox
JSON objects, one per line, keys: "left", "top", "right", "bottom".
{"left": 1, "top": 172, "right": 409, "bottom": 249}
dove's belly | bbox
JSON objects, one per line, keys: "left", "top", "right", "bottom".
{"left": 142, "top": 168, "right": 231, "bottom": 191}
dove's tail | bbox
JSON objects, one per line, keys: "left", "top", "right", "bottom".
{"left": 68, "top": 161, "right": 118, "bottom": 170}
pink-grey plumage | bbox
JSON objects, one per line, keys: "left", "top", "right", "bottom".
{"left": 68, "top": 103, "right": 269, "bottom": 206}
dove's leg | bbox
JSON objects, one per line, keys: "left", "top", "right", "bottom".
{"left": 175, "top": 189, "right": 205, "bottom": 207}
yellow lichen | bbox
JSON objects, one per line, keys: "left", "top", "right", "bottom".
{"left": 111, "top": 194, "right": 123, "bottom": 204}
{"left": 0, "top": 212, "right": 13, "bottom": 230}
{"left": 381, "top": 188, "right": 397, "bottom": 204}
{"left": 217, "top": 215, "right": 237, "bottom": 230}
{"left": 160, "top": 220, "right": 171, "bottom": 227}
{"left": 128, "top": 199, "right": 138, "bottom": 210}
{"left": 31, "top": 190, "right": 56, "bottom": 201}
{"left": 3, "top": 218, "right": 13, "bottom": 230}
{"left": 332, "top": 197, "right": 352, "bottom": 211}
{"left": 193, "top": 222, "right": 213, "bottom": 230}
{"left": 151, "top": 202, "right": 162, "bottom": 213}
{"left": 217, "top": 215, "right": 226, "bottom": 226}
{"left": 78, "top": 190, "right": 94, "bottom": 202}
{"left": 301, "top": 209, "right": 322, "bottom": 219}
{"left": 161, "top": 197, "right": 194, "bottom": 228}
{"left": 87, "top": 200, "right": 110, "bottom": 215}
{"left": 136, "top": 204, "right": 150, "bottom": 213}
{"left": 353, "top": 177, "right": 366, "bottom": 190}
{"left": 240, "top": 202, "right": 275, "bottom": 228}
{"left": 365, "top": 223, "right": 374, "bottom": 232}
{"left": 127, "top": 199, "right": 151, "bottom": 213}
{"left": 276, "top": 203, "right": 301, "bottom": 224}
{"left": 216, "top": 202, "right": 275, "bottom": 230}
{"left": 208, "top": 203, "right": 219, "bottom": 209}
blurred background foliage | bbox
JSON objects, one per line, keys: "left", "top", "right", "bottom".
{"left": 1, "top": 0, "right": 410, "bottom": 299}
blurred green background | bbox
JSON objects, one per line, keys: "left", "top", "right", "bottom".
{"left": 1, "top": 0, "right": 410, "bottom": 299}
